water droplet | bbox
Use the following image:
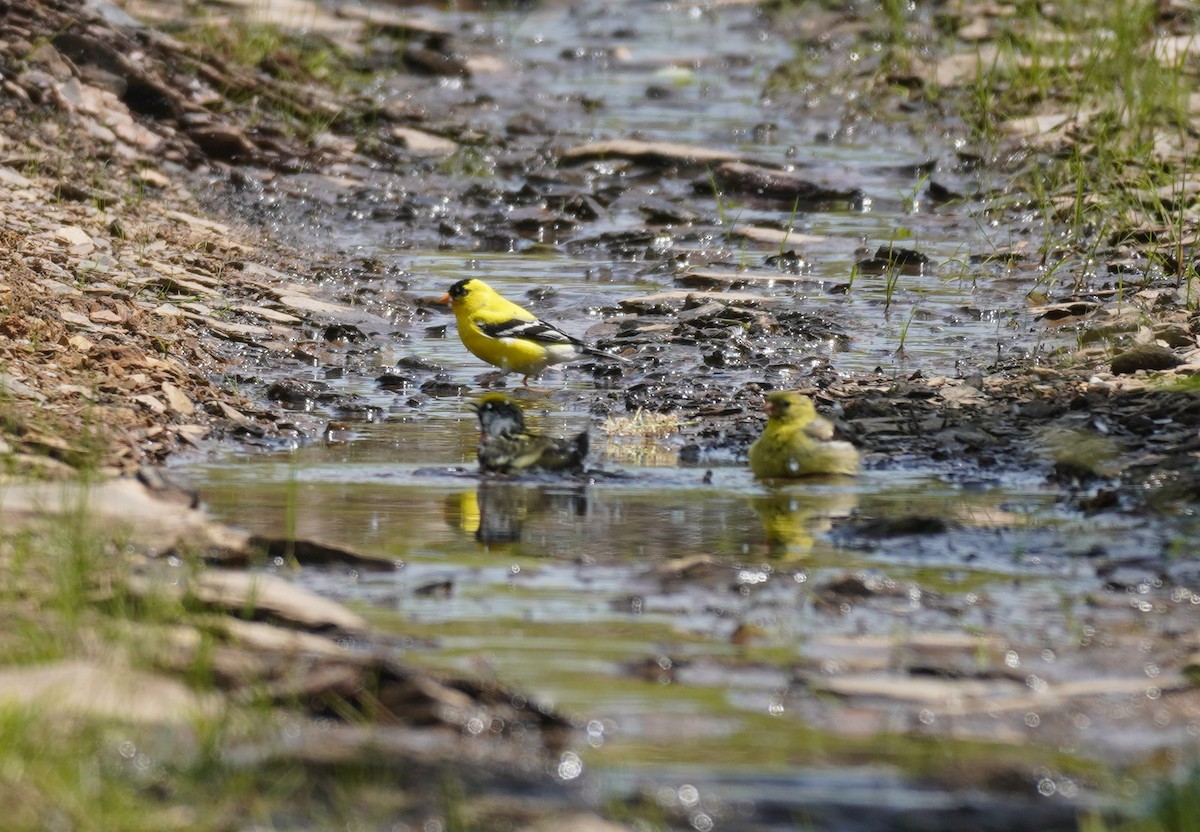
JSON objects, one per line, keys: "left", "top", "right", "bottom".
{"left": 557, "top": 751, "right": 582, "bottom": 781}
{"left": 691, "top": 813, "right": 714, "bottom": 831}
{"left": 1037, "top": 778, "right": 1056, "bottom": 796}
{"left": 678, "top": 784, "right": 699, "bottom": 806}
{"left": 1025, "top": 712, "right": 1040, "bottom": 727}
{"left": 1005, "top": 651, "right": 1020, "bottom": 668}
{"left": 918, "top": 709, "right": 934, "bottom": 725}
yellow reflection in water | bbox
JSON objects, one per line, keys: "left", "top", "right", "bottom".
{"left": 749, "top": 483, "right": 859, "bottom": 559}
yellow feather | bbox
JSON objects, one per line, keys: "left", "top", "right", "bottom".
{"left": 748, "top": 391, "right": 859, "bottom": 478}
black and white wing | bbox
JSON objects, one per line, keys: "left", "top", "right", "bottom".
{"left": 476, "top": 316, "right": 584, "bottom": 348}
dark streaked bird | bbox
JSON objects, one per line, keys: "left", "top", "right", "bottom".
{"left": 472, "top": 394, "right": 589, "bottom": 474}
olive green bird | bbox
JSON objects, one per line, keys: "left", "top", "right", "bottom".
{"left": 748, "top": 391, "right": 859, "bottom": 479}
{"left": 471, "top": 394, "right": 588, "bottom": 475}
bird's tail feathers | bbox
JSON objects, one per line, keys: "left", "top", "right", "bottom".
{"left": 583, "top": 346, "right": 632, "bottom": 363}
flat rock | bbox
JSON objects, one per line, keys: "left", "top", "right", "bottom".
{"left": 191, "top": 569, "right": 370, "bottom": 635}
{"left": 234, "top": 304, "right": 303, "bottom": 324}
{"left": 221, "top": 617, "right": 352, "bottom": 657}
{"left": 676, "top": 268, "right": 828, "bottom": 291}
{"left": 0, "top": 659, "right": 220, "bottom": 724}
{"left": 52, "top": 225, "right": 95, "bottom": 249}
{"left": 812, "top": 673, "right": 1024, "bottom": 705}
{"left": 276, "top": 292, "right": 359, "bottom": 317}
{"left": 707, "top": 161, "right": 861, "bottom": 204}
{"left": 333, "top": 5, "right": 448, "bottom": 38}
{"left": 390, "top": 126, "right": 458, "bottom": 154}
{"left": 731, "top": 224, "right": 826, "bottom": 246}
{"left": 619, "top": 290, "right": 781, "bottom": 313}
{"left": 560, "top": 139, "right": 745, "bottom": 167}
{"left": 0, "top": 478, "right": 249, "bottom": 553}
{"left": 1111, "top": 344, "right": 1182, "bottom": 375}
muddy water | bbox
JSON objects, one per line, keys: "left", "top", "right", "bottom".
{"left": 188, "top": 1, "right": 1194, "bottom": 828}
{"left": 192, "top": 420, "right": 1197, "bottom": 828}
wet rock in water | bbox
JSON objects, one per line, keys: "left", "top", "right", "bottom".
{"left": 675, "top": 267, "right": 826, "bottom": 291}
{"left": 898, "top": 633, "right": 1010, "bottom": 679}
{"left": 818, "top": 574, "right": 878, "bottom": 599}
{"left": 323, "top": 323, "right": 366, "bottom": 343}
{"left": 702, "top": 161, "right": 862, "bottom": 206}
{"left": 560, "top": 138, "right": 745, "bottom": 169}
{"left": 187, "top": 125, "right": 258, "bottom": 163}
{"left": 1111, "top": 344, "right": 1181, "bottom": 375}
{"left": 265, "top": 377, "right": 337, "bottom": 407}
{"left": 402, "top": 41, "right": 470, "bottom": 77}
{"left": 637, "top": 196, "right": 700, "bottom": 225}
{"left": 847, "top": 515, "right": 950, "bottom": 537}
{"left": 927, "top": 179, "right": 964, "bottom": 201}
{"left": 397, "top": 355, "right": 445, "bottom": 372}
{"left": 1030, "top": 300, "right": 1101, "bottom": 322}
{"left": 856, "top": 244, "right": 933, "bottom": 275}
{"left": 421, "top": 376, "right": 471, "bottom": 397}
{"left": 376, "top": 373, "right": 415, "bottom": 391}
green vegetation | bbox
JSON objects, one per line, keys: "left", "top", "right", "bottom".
{"left": 1082, "top": 767, "right": 1200, "bottom": 832}
{"left": 0, "top": 505, "right": 495, "bottom": 831}
{"left": 177, "top": 15, "right": 370, "bottom": 140}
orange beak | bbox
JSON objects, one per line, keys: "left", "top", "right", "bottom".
{"left": 763, "top": 400, "right": 778, "bottom": 417}
{"left": 437, "top": 292, "right": 451, "bottom": 306}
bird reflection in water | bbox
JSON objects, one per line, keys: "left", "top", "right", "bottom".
{"left": 749, "top": 485, "right": 859, "bottom": 559}
{"left": 444, "top": 480, "right": 589, "bottom": 546}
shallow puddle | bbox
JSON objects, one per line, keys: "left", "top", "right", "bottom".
{"left": 190, "top": 413, "right": 1198, "bottom": 826}
{"left": 189, "top": 0, "right": 1194, "bottom": 827}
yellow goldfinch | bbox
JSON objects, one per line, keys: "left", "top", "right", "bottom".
{"left": 440, "top": 278, "right": 623, "bottom": 383}
{"left": 748, "top": 391, "right": 860, "bottom": 479}
{"left": 472, "top": 394, "right": 589, "bottom": 474}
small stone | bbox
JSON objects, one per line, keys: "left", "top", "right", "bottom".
{"left": 1111, "top": 344, "right": 1181, "bottom": 375}
{"left": 161, "top": 382, "right": 195, "bottom": 416}
{"left": 133, "top": 168, "right": 172, "bottom": 189}
{"left": 390, "top": 126, "right": 458, "bottom": 154}
{"left": 132, "top": 394, "right": 167, "bottom": 414}
{"left": 173, "top": 424, "right": 211, "bottom": 444}
{"left": 53, "top": 225, "right": 95, "bottom": 250}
